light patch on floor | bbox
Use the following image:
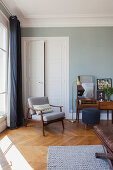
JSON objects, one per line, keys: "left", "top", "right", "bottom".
{"left": 0, "top": 136, "right": 33, "bottom": 170}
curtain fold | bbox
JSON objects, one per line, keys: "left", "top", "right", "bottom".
{"left": 9, "top": 16, "right": 24, "bottom": 129}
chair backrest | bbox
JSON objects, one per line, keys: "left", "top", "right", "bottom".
{"left": 28, "top": 97, "right": 49, "bottom": 115}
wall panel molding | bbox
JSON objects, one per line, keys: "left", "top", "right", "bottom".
{"left": 21, "top": 15, "right": 113, "bottom": 27}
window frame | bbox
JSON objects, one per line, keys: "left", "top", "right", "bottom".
{"left": 0, "top": 10, "right": 9, "bottom": 116}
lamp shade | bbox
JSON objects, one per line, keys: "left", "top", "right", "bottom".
{"left": 76, "top": 77, "right": 82, "bottom": 85}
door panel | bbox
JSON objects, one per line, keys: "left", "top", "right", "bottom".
{"left": 26, "top": 41, "right": 44, "bottom": 98}
{"left": 45, "top": 39, "right": 66, "bottom": 112}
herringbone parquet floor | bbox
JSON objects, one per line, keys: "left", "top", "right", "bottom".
{"left": 0, "top": 120, "right": 112, "bottom": 170}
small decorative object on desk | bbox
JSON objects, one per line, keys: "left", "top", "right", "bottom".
{"left": 103, "top": 87, "right": 113, "bottom": 102}
{"left": 79, "top": 100, "right": 82, "bottom": 105}
{"left": 97, "top": 90, "right": 105, "bottom": 102}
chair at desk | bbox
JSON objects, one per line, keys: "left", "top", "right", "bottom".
{"left": 81, "top": 100, "right": 100, "bottom": 128}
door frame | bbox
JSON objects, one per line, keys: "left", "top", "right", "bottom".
{"left": 22, "top": 37, "right": 69, "bottom": 118}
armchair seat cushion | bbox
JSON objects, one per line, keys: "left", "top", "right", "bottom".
{"left": 43, "top": 112, "right": 65, "bottom": 121}
{"left": 32, "top": 112, "right": 65, "bottom": 122}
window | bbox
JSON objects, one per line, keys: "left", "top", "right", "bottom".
{"left": 0, "top": 22, "right": 8, "bottom": 116}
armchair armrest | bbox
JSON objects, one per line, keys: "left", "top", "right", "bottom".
{"left": 50, "top": 105, "right": 63, "bottom": 112}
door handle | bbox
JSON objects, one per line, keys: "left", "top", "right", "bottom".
{"left": 37, "top": 81, "right": 43, "bottom": 84}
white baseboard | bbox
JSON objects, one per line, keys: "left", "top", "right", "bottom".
{"left": 66, "top": 112, "right": 112, "bottom": 120}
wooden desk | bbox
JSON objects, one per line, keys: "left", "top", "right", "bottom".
{"left": 76, "top": 99, "right": 113, "bottom": 123}
{"left": 99, "top": 101, "right": 113, "bottom": 123}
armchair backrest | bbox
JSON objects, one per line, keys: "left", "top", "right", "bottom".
{"left": 28, "top": 97, "right": 49, "bottom": 115}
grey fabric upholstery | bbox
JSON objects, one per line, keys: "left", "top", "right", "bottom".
{"left": 43, "top": 112, "right": 65, "bottom": 121}
{"left": 28, "top": 97, "right": 49, "bottom": 115}
{"left": 28, "top": 97, "right": 65, "bottom": 122}
{"left": 32, "top": 112, "right": 65, "bottom": 121}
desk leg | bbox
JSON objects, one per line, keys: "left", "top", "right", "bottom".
{"left": 76, "top": 109, "right": 79, "bottom": 122}
{"left": 76, "top": 100, "right": 79, "bottom": 122}
{"left": 112, "top": 110, "right": 113, "bottom": 123}
{"left": 76, "top": 108, "right": 78, "bottom": 120}
{"left": 77, "top": 109, "right": 79, "bottom": 123}
{"left": 107, "top": 110, "right": 109, "bottom": 121}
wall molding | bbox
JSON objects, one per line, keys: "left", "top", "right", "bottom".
{"left": 20, "top": 15, "right": 113, "bottom": 27}
{"left": 1, "top": 1, "right": 113, "bottom": 27}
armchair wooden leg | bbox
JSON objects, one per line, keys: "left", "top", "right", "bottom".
{"left": 42, "top": 123, "right": 45, "bottom": 136}
{"left": 40, "top": 111, "right": 45, "bottom": 136}
{"left": 26, "top": 106, "right": 30, "bottom": 127}
{"left": 62, "top": 120, "right": 64, "bottom": 131}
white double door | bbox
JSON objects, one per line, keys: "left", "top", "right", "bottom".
{"left": 22, "top": 37, "right": 69, "bottom": 115}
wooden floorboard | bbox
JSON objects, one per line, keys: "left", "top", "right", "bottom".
{"left": 0, "top": 120, "right": 112, "bottom": 170}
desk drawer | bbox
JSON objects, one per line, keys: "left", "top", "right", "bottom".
{"left": 99, "top": 101, "right": 113, "bottom": 110}
{"left": 78, "top": 104, "right": 99, "bottom": 109}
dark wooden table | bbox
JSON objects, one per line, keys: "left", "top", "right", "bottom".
{"left": 94, "top": 125, "right": 113, "bottom": 169}
{"left": 76, "top": 99, "right": 113, "bottom": 123}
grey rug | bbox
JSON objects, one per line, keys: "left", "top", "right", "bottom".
{"left": 47, "top": 145, "right": 110, "bottom": 170}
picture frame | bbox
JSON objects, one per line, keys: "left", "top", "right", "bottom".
{"left": 97, "top": 78, "right": 112, "bottom": 90}
{"left": 97, "top": 90, "right": 105, "bottom": 101}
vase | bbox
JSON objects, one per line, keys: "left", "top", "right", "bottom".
{"left": 107, "top": 96, "right": 110, "bottom": 102}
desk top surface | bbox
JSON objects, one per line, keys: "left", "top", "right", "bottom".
{"left": 77, "top": 99, "right": 113, "bottom": 110}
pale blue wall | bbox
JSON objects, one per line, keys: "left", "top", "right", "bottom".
{"left": 1, "top": 2, "right": 113, "bottom": 113}
{"left": 21, "top": 27, "right": 113, "bottom": 112}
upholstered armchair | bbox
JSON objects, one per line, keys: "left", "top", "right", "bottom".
{"left": 26, "top": 97, "right": 65, "bottom": 136}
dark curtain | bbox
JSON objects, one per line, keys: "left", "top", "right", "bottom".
{"left": 9, "top": 16, "right": 24, "bottom": 129}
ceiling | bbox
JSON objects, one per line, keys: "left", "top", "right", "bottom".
{"left": 2, "top": 0, "right": 113, "bottom": 27}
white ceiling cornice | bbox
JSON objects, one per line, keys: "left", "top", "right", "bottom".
{"left": 1, "top": 0, "right": 113, "bottom": 27}
{"left": 21, "top": 15, "right": 113, "bottom": 27}
{"left": 24, "top": 14, "right": 113, "bottom": 19}
{"left": 1, "top": 0, "right": 24, "bottom": 20}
